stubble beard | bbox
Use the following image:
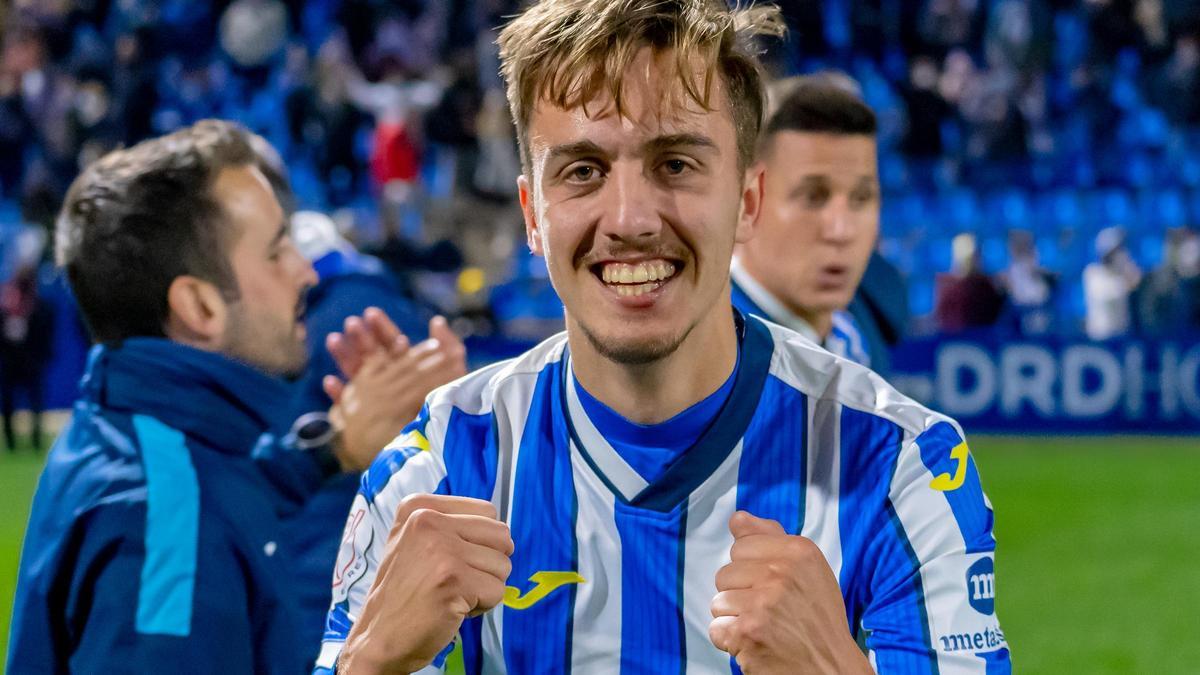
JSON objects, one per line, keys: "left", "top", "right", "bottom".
{"left": 223, "top": 306, "right": 309, "bottom": 379}
{"left": 573, "top": 313, "right": 699, "bottom": 366}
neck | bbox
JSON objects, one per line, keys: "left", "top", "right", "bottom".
{"left": 735, "top": 255, "right": 832, "bottom": 340}
{"left": 791, "top": 305, "right": 832, "bottom": 340}
{"left": 567, "top": 302, "right": 738, "bottom": 425}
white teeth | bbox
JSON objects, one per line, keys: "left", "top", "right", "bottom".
{"left": 602, "top": 261, "right": 676, "bottom": 282}
{"left": 615, "top": 282, "right": 657, "bottom": 297}
{"left": 600, "top": 260, "right": 678, "bottom": 296}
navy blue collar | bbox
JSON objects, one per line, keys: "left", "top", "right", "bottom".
{"left": 561, "top": 310, "right": 774, "bottom": 512}
{"left": 82, "top": 338, "right": 296, "bottom": 455}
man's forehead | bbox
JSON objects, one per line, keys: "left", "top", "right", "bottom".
{"left": 764, "top": 131, "right": 877, "bottom": 171}
{"left": 212, "top": 164, "right": 283, "bottom": 237}
{"left": 527, "top": 49, "right": 733, "bottom": 155}
{"left": 528, "top": 86, "right": 731, "bottom": 158}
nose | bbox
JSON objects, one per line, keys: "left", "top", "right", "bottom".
{"left": 601, "top": 162, "right": 661, "bottom": 242}
{"left": 296, "top": 255, "right": 318, "bottom": 289}
{"left": 821, "top": 199, "right": 856, "bottom": 245}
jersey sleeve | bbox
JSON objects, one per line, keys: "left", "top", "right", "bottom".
{"left": 860, "top": 420, "right": 1011, "bottom": 674}
{"left": 314, "top": 404, "right": 450, "bottom": 674}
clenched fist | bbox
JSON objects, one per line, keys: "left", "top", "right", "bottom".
{"left": 709, "top": 511, "right": 872, "bottom": 674}
{"left": 339, "top": 494, "right": 513, "bottom": 675}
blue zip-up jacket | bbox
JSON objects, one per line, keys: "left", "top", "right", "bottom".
{"left": 284, "top": 249, "right": 432, "bottom": 655}
{"left": 8, "top": 339, "right": 329, "bottom": 674}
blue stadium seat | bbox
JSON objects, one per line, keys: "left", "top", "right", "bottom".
{"left": 925, "top": 236, "right": 954, "bottom": 273}
{"left": 1137, "top": 233, "right": 1164, "bottom": 269}
{"left": 909, "top": 275, "right": 934, "bottom": 317}
{"left": 1093, "top": 189, "right": 1137, "bottom": 230}
{"left": 997, "top": 189, "right": 1032, "bottom": 232}
{"left": 1035, "top": 235, "right": 1061, "bottom": 269}
{"left": 1137, "top": 189, "right": 1186, "bottom": 231}
{"left": 981, "top": 235, "right": 1008, "bottom": 272}
{"left": 944, "top": 189, "right": 981, "bottom": 232}
{"left": 1047, "top": 190, "right": 1084, "bottom": 230}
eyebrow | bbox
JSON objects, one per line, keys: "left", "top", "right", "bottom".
{"left": 544, "top": 133, "right": 719, "bottom": 165}
{"left": 644, "top": 133, "right": 718, "bottom": 155}
{"left": 546, "top": 140, "right": 606, "bottom": 164}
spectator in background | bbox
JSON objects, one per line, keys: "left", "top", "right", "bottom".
{"left": 935, "top": 232, "right": 1005, "bottom": 332}
{"left": 1148, "top": 34, "right": 1200, "bottom": 125}
{"left": 1001, "top": 229, "right": 1056, "bottom": 335}
{"left": 731, "top": 77, "right": 879, "bottom": 367}
{"left": 0, "top": 69, "right": 33, "bottom": 197}
{"left": 1135, "top": 227, "right": 1200, "bottom": 335}
{"left": 900, "top": 55, "right": 952, "bottom": 161}
{"left": 1084, "top": 226, "right": 1142, "bottom": 340}
{"left": 0, "top": 230, "right": 52, "bottom": 452}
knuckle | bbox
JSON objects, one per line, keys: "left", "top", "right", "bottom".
{"left": 792, "top": 535, "right": 819, "bottom": 558}
{"left": 480, "top": 578, "right": 506, "bottom": 609}
{"left": 479, "top": 501, "right": 499, "bottom": 520}
{"left": 433, "top": 558, "right": 463, "bottom": 588}
{"left": 405, "top": 507, "right": 443, "bottom": 533}
{"left": 397, "top": 493, "right": 430, "bottom": 520}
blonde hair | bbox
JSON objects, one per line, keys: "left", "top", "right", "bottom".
{"left": 498, "top": 0, "right": 785, "bottom": 174}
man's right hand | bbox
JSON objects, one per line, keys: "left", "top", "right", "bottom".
{"left": 323, "top": 310, "right": 467, "bottom": 408}
{"left": 338, "top": 495, "right": 513, "bottom": 675}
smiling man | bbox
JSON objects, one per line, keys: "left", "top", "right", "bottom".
{"left": 731, "top": 78, "right": 879, "bottom": 367}
{"left": 8, "top": 120, "right": 416, "bottom": 674}
{"left": 319, "top": 2, "right": 1010, "bottom": 674}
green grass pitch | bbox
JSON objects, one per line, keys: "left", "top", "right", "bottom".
{"left": 2, "top": 435, "right": 1197, "bottom": 672}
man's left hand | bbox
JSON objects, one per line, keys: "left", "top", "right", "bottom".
{"left": 709, "top": 511, "right": 873, "bottom": 674}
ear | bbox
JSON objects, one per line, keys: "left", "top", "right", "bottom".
{"left": 735, "top": 163, "right": 764, "bottom": 245}
{"left": 164, "top": 275, "right": 229, "bottom": 347}
{"left": 517, "top": 174, "right": 544, "bottom": 257}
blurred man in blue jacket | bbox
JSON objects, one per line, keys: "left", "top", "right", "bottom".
{"left": 8, "top": 120, "right": 415, "bottom": 674}
{"left": 285, "top": 209, "right": 467, "bottom": 653}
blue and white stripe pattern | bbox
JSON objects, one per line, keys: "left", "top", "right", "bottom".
{"left": 316, "top": 315, "right": 1008, "bottom": 674}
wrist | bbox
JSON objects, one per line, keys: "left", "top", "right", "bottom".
{"left": 339, "top": 637, "right": 418, "bottom": 675}
{"left": 288, "top": 411, "right": 344, "bottom": 476}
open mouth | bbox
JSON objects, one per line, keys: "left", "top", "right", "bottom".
{"left": 591, "top": 258, "right": 682, "bottom": 298}
{"left": 815, "top": 265, "right": 849, "bottom": 289}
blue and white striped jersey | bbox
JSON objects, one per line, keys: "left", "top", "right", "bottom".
{"left": 317, "top": 315, "right": 1009, "bottom": 674}
{"left": 730, "top": 257, "right": 872, "bottom": 367}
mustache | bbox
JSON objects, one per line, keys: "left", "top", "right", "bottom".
{"left": 576, "top": 241, "right": 689, "bottom": 268}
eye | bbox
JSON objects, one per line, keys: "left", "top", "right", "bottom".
{"left": 850, "top": 188, "right": 877, "bottom": 207}
{"left": 566, "top": 163, "right": 602, "bottom": 184}
{"left": 802, "top": 187, "right": 830, "bottom": 208}
{"left": 662, "top": 158, "right": 688, "bottom": 175}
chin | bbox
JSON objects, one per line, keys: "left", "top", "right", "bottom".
{"left": 578, "top": 320, "right": 691, "bottom": 366}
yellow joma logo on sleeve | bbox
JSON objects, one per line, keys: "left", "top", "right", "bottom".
{"left": 929, "top": 442, "right": 969, "bottom": 492}
{"left": 502, "top": 571, "right": 586, "bottom": 610}
{"left": 393, "top": 429, "right": 430, "bottom": 453}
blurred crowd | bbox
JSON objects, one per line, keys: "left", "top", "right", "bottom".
{"left": 3, "top": 0, "right": 1200, "bottom": 421}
